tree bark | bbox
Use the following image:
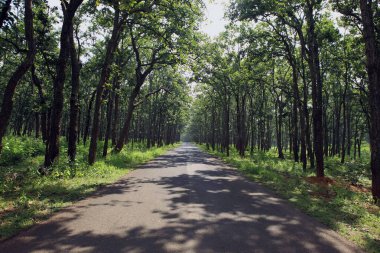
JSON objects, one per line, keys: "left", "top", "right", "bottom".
{"left": 68, "top": 22, "right": 81, "bottom": 162}
{"left": 359, "top": 0, "right": 380, "bottom": 203}
{"left": 276, "top": 97, "right": 285, "bottom": 159}
{"left": 31, "top": 65, "right": 48, "bottom": 142}
{"left": 83, "top": 90, "right": 96, "bottom": 145}
{"left": 305, "top": 1, "right": 324, "bottom": 177}
{"left": 103, "top": 85, "right": 115, "bottom": 157}
{"left": 0, "top": 0, "right": 35, "bottom": 154}
{"left": 88, "top": 3, "right": 123, "bottom": 164}
{"left": 44, "top": 0, "right": 83, "bottom": 167}
{"left": 341, "top": 66, "right": 349, "bottom": 164}
{"left": 114, "top": 86, "right": 140, "bottom": 152}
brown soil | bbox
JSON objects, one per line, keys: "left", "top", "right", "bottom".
{"left": 348, "top": 183, "right": 371, "bottom": 193}
{"left": 305, "top": 176, "right": 371, "bottom": 195}
{"left": 305, "top": 176, "right": 336, "bottom": 186}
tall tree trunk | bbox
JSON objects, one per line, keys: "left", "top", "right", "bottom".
{"left": 88, "top": 3, "right": 122, "bottom": 164}
{"left": 114, "top": 86, "right": 140, "bottom": 152}
{"left": 301, "top": 52, "right": 314, "bottom": 169}
{"left": 83, "top": 90, "right": 96, "bottom": 145}
{"left": 306, "top": 1, "right": 324, "bottom": 177}
{"left": 223, "top": 97, "right": 230, "bottom": 156}
{"left": 112, "top": 83, "right": 120, "bottom": 146}
{"left": 103, "top": 86, "right": 114, "bottom": 157}
{"left": 31, "top": 65, "right": 48, "bottom": 142}
{"left": 236, "top": 93, "right": 246, "bottom": 157}
{"left": 341, "top": 68, "right": 349, "bottom": 164}
{"left": 44, "top": 0, "right": 83, "bottom": 167}
{"left": 211, "top": 102, "right": 216, "bottom": 151}
{"left": 68, "top": 23, "right": 81, "bottom": 162}
{"left": 291, "top": 65, "right": 300, "bottom": 162}
{"left": 0, "top": 0, "right": 35, "bottom": 154}
{"left": 359, "top": 0, "right": 380, "bottom": 203}
{"left": 276, "top": 98, "right": 285, "bottom": 159}
{"left": 249, "top": 95, "right": 255, "bottom": 157}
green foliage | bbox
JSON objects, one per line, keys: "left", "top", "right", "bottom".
{"left": 0, "top": 136, "right": 45, "bottom": 166}
{"left": 201, "top": 145, "right": 380, "bottom": 253}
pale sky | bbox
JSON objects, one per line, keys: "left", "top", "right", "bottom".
{"left": 200, "top": 0, "right": 229, "bottom": 38}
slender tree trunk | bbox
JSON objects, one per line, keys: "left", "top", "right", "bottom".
{"left": 291, "top": 65, "right": 300, "bottom": 162}
{"left": 323, "top": 98, "right": 329, "bottom": 157}
{"left": 112, "top": 82, "right": 120, "bottom": 146}
{"left": 103, "top": 86, "right": 114, "bottom": 157}
{"left": 0, "top": 0, "right": 35, "bottom": 153}
{"left": 211, "top": 102, "right": 216, "bottom": 151}
{"left": 223, "top": 97, "right": 230, "bottom": 156}
{"left": 360, "top": 0, "right": 380, "bottom": 203}
{"left": 44, "top": 0, "right": 83, "bottom": 167}
{"left": 83, "top": 90, "right": 96, "bottom": 145}
{"left": 68, "top": 23, "right": 81, "bottom": 162}
{"left": 114, "top": 86, "right": 140, "bottom": 152}
{"left": 341, "top": 70, "right": 349, "bottom": 164}
{"left": 249, "top": 95, "right": 255, "bottom": 157}
{"left": 306, "top": 1, "right": 324, "bottom": 177}
{"left": 347, "top": 105, "right": 352, "bottom": 156}
{"left": 236, "top": 93, "right": 246, "bottom": 157}
{"left": 89, "top": 3, "right": 122, "bottom": 164}
{"left": 276, "top": 98, "right": 285, "bottom": 159}
{"left": 301, "top": 53, "right": 314, "bottom": 168}
{"left": 31, "top": 65, "right": 48, "bottom": 142}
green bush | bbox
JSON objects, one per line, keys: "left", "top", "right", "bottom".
{"left": 0, "top": 136, "right": 45, "bottom": 165}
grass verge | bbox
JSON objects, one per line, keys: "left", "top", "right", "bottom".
{"left": 0, "top": 142, "right": 179, "bottom": 241}
{"left": 200, "top": 145, "right": 380, "bottom": 253}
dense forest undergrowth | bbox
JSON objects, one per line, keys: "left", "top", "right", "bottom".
{"left": 0, "top": 136, "right": 178, "bottom": 240}
{"left": 200, "top": 144, "right": 380, "bottom": 253}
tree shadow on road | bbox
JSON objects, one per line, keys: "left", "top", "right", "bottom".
{"left": 0, "top": 145, "right": 362, "bottom": 253}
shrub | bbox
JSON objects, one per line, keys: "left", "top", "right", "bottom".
{"left": 0, "top": 136, "right": 45, "bottom": 166}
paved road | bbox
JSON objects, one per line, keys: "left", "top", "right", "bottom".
{"left": 0, "top": 143, "right": 362, "bottom": 253}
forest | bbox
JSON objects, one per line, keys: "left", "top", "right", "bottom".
{"left": 0, "top": 0, "right": 380, "bottom": 251}
{"left": 187, "top": 0, "right": 380, "bottom": 203}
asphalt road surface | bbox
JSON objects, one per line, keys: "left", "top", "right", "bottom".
{"left": 0, "top": 143, "right": 363, "bottom": 253}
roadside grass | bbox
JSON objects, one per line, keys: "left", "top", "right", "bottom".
{"left": 200, "top": 145, "right": 380, "bottom": 253}
{"left": 0, "top": 136, "right": 179, "bottom": 241}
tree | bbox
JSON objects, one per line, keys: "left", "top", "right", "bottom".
{"left": 113, "top": 0, "right": 202, "bottom": 153}
{"left": 333, "top": 0, "right": 380, "bottom": 202}
{"left": 0, "top": 0, "right": 35, "bottom": 153}
{"left": 44, "top": 0, "right": 83, "bottom": 168}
